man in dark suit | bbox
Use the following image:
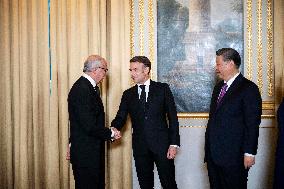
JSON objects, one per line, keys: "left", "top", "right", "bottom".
{"left": 68, "top": 55, "right": 121, "bottom": 189}
{"left": 205, "top": 48, "right": 262, "bottom": 189}
{"left": 111, "top": 56, "right": 180, "bottom": 189}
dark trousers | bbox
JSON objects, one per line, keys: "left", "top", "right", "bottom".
{"left": 134, "top": 147, "right": 177, "bottom": 189}
{"left": 207, "top": 154, "right": 248, "bottom": 189}
{"left": 72, "top": 165, "right": 104, "bottom": 189}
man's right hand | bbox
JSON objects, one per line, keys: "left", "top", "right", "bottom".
{"left": 111, "top": 127, "right": 122, "bottom": 140}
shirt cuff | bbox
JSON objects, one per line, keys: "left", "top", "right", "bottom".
{"left": 244, "top": 153, "right": 255, "bottom": 157}
{"left": 170, "top": 145, "right": 179, "bottom": 148}
{"left": 110, "top": 128, "right": 115, "bottom": 137}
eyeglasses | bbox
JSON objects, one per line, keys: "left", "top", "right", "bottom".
{"left": 98, "top": 67, "right": 108, "bottom": 73}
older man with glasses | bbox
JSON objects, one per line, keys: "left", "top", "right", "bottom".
{"left": 67, "top": 55, "right": 120, "bottom": 189}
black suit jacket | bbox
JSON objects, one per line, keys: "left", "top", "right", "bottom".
{"left": 111, "top": 80, "right": 180, "bottom": 155}
{"left": 205, "top": 74, "right": 262, "bottom": 166}
{"left": 68, "top": 76, "right": 112, "bottom": 168}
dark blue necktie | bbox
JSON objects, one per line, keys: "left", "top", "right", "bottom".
{"left": 139, "top": 85, "right": 146, "bottom": 104}
{"left": 139, "top": 85, "right": 146, "bottom": 112}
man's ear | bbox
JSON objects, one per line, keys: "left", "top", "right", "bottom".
{"left": 144, "top": 67, "right": 150, "bottom": 74}
{"left": 229, "top": 60, "right": 235, "bottom": 68}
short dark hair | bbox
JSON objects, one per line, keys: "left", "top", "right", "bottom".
{"left": 216, "top": 48, "right": 241, "bottom": 68}
{"left": 130, "top": 56, "right": 151, "bottom": 71}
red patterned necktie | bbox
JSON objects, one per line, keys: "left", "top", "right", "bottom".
{"left": 217, "top": 83, "right": 228, "bottom": 105}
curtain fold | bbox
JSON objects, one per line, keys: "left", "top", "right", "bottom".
{"left": 0, "top": 0, "right": 50, "bottom": 188}
{"left": 49, "top": 0, "right": 109, "bottom": 188}
{"left": 50, "top": 0, "right": 132, "bottom": 188}
{"left": 2, "top": 0, "right": 131, "bottom": 188}
{"left": 106, "top": 0, "right": 132, "bottom": 188}
{"left": 0, "top": 0, "right": 13, "bottom": 188}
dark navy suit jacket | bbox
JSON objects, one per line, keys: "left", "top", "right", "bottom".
{"left": 205, "top": 74, "right": 262, "bottom": 166}
{"left": 274, "top": 98, "right": 284, "bottom": 189}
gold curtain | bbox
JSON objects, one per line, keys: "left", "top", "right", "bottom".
{"left": 106, "top": 1, "right": 132, "bottom": 189}
{"left": 49, "top": 0, "right": 110, "bottom": 188}
{"left": 0, "top": 0, "right": 131, "bottom": 188}
{"left": 50, "top": 0, "right": 132, "bottom": 188}
{"left": 0, "top": 0, "right": 50, "bottom": 188}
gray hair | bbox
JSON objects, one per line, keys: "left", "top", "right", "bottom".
{"left": 83, "top": 60, "right": 101, "bottom": 72}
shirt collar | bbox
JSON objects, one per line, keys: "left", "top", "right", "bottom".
{"left": 137, "top": 78, "right": 150, "bottom": 87}
{"left": 82, "top": 73, "right": 96, "bottom": 88}
{"left": 225, "top": 72, "right": 240, "bottom": 88}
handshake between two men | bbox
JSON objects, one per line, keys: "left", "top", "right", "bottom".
{"left": 66, "top": 126, "right": 121, "bottom": 161}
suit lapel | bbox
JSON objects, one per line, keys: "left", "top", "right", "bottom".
{"left": 146, "top": 80, "right": 155, "bottom": 107}
{"left": 130, "top": 80, "right": 156, "bottom": 113}
{"left": 81, "top": 77, "right": 104, "bottom": 107}
{"left": 216, "top": 74, "right": 244, "bottom": 110}
{"left": 211, "top": 81, "right": 223, "bottom": 113}
{"left": 130, "top": 85, "right": 140, "bottom": 110}
{"left": 131, "top": 80, "right": 156, "bottom": 114}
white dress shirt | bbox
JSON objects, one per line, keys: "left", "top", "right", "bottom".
{"left": 137, "top": 79, "right": 150, "bottom": 102}
{"left": 82, "top": 73, "right": 97, "bottom": 88}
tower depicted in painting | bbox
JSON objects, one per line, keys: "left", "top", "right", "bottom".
{"left": 188, "top": 0, "right": 211, "bottom": 32}
{"left": 183, "top": 0, "right": 215, "bottom": 70}
{"left": 164, "top": 0, "right": 215, "bottom": 75}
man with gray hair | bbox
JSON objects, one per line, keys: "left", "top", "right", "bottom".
{"left": 67, "top": 55, "right": 121, "bottom": 189}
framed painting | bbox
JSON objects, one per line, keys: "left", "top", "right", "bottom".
{"left": 157, "top": 0, "right": 244, "bottom": 112}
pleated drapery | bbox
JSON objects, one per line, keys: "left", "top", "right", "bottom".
{"left": 0, "top": 0, "right": 131, "bottom": 188}
{"left": 0, "top": 0, "right": 50, "bottom": 188}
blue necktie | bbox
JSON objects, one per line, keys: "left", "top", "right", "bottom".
{"left": 139, "top": 85, "right": 146, "bottom": 103}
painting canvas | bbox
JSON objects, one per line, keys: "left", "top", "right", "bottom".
{"left": 157, "top": 0, "right": 243, "bottom": 112}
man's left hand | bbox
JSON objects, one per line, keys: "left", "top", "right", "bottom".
{"left": 167, "top": 146, "right": 177, "bottom": 159}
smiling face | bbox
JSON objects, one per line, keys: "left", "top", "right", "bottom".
{"left": 129, "top": 61, "right": 150, "bottom": 84}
